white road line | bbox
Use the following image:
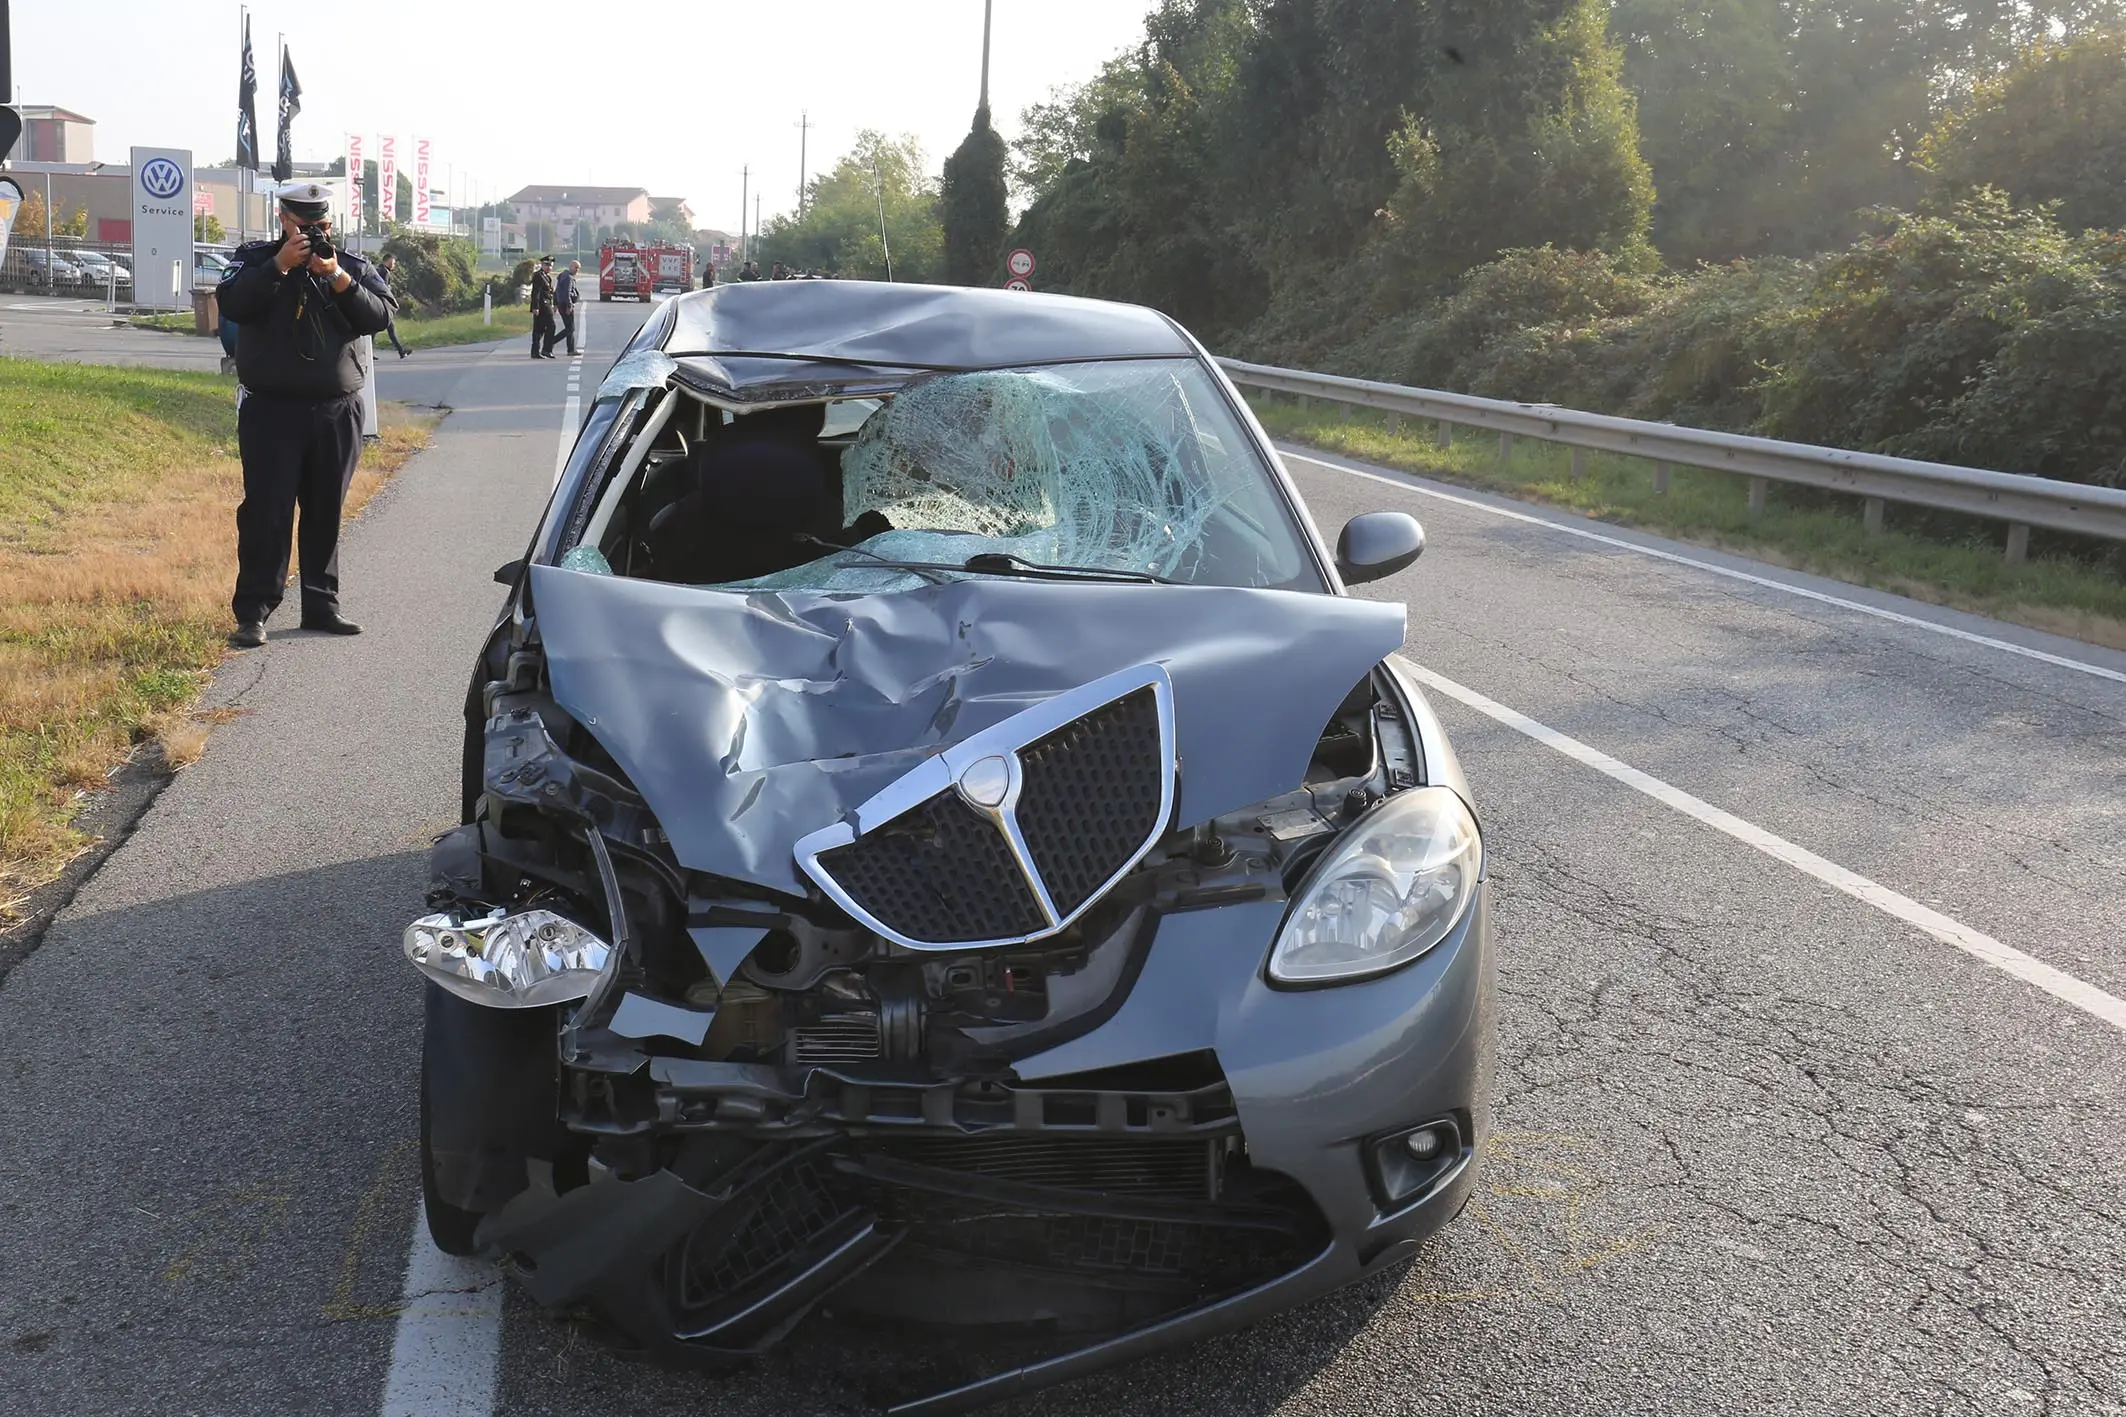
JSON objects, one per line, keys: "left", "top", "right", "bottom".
{"left": 1404, "top": 661, "right": 2126, "bottom": 1034}
{"left": 1281, "top": 448, "right": 2126, "bottom": 687}
{"left": 554, "top": 338, "right": 585, "bottom": 488}
{"left": 377, "top": 1225, "right": 506, "bottom": 1417}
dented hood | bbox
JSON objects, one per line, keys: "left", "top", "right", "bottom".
{"left": 527, "top": 566, "right": 1408, "bottom": 894}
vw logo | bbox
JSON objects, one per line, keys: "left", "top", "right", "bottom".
{"left": 141, "top": 159, "right": 184, "bottom": 200}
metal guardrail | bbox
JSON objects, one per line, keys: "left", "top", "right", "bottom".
{"left": 1219, "top": 357, "right": 2126, "bottom": 563}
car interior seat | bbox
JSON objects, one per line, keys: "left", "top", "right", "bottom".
{"left": 644, "top": 402, "right": 841, "bottom": 583}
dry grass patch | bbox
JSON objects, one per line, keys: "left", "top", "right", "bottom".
{"left": 0, "top": 358, "right": 436, "bottom": 917}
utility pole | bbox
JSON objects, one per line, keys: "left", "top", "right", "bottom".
{"left": 740, "top": 164, "right": 748, "bottom": 261}
{"left": 795, "top": 110, "right": 810, "bottom": 218}
{"left": 874, "top": 155, "right": 893, "bottom": 283}
{"left": 979, "top": 0, "right": 993, "bottom": 112}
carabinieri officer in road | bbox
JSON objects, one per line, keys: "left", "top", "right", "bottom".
{"left": 217, "top": 182, "right": 396, "bottom": 649}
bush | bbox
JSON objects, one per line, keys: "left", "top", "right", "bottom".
{"left": 378, "top": 229, "right": 483, "bottom": 314}
{"left": 1283, "top": 195, "right": 2126, "bottom": 489}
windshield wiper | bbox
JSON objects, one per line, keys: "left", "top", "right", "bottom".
{"left": 959, "top": 552, "right": 1175, "bottom": 585}
{"left": 788, "top": 534, "right": 952, "bottom": 584}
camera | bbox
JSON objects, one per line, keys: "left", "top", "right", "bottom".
{"left": 300, "top": 223, "right": 335, "bottom": 260}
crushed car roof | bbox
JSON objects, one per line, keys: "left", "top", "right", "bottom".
{"left": 658, "top": 281, "right": 1198, "bottom": 395}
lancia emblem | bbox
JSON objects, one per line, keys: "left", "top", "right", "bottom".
{"left": 957, "top": 754, "right": 1012, "bottom": 809}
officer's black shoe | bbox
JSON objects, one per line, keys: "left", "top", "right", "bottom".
{"left": 300, "top": 612, "right": 364, "bottom": 635}
{"left": 228, "top": 621, "right": 266, "bottom": 650}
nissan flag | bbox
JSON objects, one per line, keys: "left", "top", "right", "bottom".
{"left": 414, "top": 138, "right": 432, "bottom": 227}
{"left": 378, "top": 135, "right": 397, "bottom": 223}
{"left": 346, "top": 134, "right": 364, "bottom": 232}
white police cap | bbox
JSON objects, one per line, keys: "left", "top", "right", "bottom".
{"left": 276, "top": 182, "right": 333, "bottom": 221}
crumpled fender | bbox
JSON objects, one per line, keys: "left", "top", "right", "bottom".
{"left": 526, "top": 568, "right": 1407, "bottom": 894}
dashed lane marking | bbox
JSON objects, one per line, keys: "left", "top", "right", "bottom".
{"left": 1282, "top": 448, "right": 2126, "bottom": 687}
{"left": 1404, "top": 660, "right": 2126, "bottom": 1034}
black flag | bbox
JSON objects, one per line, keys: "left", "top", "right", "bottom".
{"left": 236, "top": 17, "right": 259, "bottom": 170}
{"left": 273, "top": 44, "right": 301, "bottom": 183}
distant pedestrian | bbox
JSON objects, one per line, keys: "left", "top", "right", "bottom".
{"left": 529, "top": 255, "right": 559, "bottom": 359}
{"left": 700, "top": 259, "right": 717, "bottom": 288}
{"left": 738, "top": 260, "right": 761, "bottom": 282}
{"left": 551, "top": 259, "right": 582, "bottom": 357}
{"left": 376, "top": 253, "right": 410, "bottom": 359}
{"left": 770, "top": 262, "right": 789, "bottom": 280}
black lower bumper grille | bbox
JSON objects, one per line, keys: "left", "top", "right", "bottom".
{"left": 675, "top": 1156, "right": 854, "bottom": 1308}
{"left": 877, "top": 1135, "right": 1216, "bottom": 1199}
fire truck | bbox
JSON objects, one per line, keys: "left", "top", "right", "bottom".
{"left": 598, "top": 240, "right": 696, "bottom": 301}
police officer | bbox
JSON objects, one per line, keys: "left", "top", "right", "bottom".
{"left": 529, "top": 255, "right": 558, "bottom": 359}
{"left": 216, "top": 183, "right": 396, "bottom": 649}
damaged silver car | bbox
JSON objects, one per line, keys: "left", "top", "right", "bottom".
{"left": 409, "top": 281, "right": 1493, "bottom": 1412}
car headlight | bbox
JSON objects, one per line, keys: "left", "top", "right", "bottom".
{"left": 1268, "top": 786, "right": 1481, "bottom": 985}
{"left": 404, "top": 908, "right": 613, "bottom": 1008}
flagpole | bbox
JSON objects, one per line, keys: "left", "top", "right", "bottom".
{"left": 236, "top": 6, "right": 248, "bottom": 249}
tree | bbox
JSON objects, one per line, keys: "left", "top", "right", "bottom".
{"left": 194, "top": 213, "right": 227, "bottom": 242}
{"left": 646, "top": 200, "right": 694, "bottom": 244}
{"left": 1613, "top": 0, "right": 2126, "bottom": 264}
{"left": 757, "top": 131, "right": 943, "bottom": 282}
{"left": 940, "top": 105, "right": 1010, "bottom": 284}
{"left": 1921, "top": 30, "right": 2126, "bottom": 233}
{"left": 1371, "top": 0, "right": 1654, "bottom": 298}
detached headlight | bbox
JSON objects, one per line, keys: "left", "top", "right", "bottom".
{"left": 1268, "top": 786, "right": 1481, "bottom": 985}
{"left": 403, "top": 908, "right": 612, "bottom": 1008}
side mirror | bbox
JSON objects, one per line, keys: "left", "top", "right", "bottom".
{"left": 493, "top": 559, "right": 524, "bottom": 587}
{"left": 1335, "top": 512, "right": 1425, "bottom": 585}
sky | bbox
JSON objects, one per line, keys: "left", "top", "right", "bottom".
{"left": 11, "top": 1, "right": 1158, "bottom": 234}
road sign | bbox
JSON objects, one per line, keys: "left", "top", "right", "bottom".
{"left": 1006, "top": 248, "right": 1035, "bottom": 279}
{"left": 131, "top": 146, "right": 194, "bottom": 311}
{"left": 1005, "top": 277, "right": 1031, "bottom": 292}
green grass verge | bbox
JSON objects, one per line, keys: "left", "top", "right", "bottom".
{"left": 388, "top": 306, "right": 533, "bottom": 349}
{"left": 1251, "top": 397, "right": 2126, "bottom": 650}
{"left": 128, "top": 311, "right": 200, "bottom": 334}
{"left": 129, "top": 305, "right": 535, "bottom": 348}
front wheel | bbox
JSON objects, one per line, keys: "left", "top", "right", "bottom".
{"left": 419, "top": 1031, "right": 486, "bottom": 1256}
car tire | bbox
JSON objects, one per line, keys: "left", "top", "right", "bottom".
{"left": 419, "top": 1028, "right": 487, "bottom": 1257}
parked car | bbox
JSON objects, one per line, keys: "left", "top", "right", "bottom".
{"left": 194, "top": 252, "right": 230, "bottom": 286}
{"left": 19, "top": 249, "right": 88, "bottom": 287}
{"left": 406, "top": 281, "right": 1489, "bottom": 1412}
{"left": 72, "top": 251, "right": 132, "bottom": 287}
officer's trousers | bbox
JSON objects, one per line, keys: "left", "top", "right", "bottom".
{"left": 232, "top": 391, "right": 363, "bottom": 625}
{"left": 531, "top": 309, "right": 556, "bottom": 356}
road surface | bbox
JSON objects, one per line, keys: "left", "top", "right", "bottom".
{"left": 1, "top": 303, "right": 2120, "bottom": 1417}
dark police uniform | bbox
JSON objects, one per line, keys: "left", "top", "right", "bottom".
{"left": 529, "top": 261, "right": 558, "bottom": 358}
{"left": 216, "top": 219, "right": 394, "bottom": 637}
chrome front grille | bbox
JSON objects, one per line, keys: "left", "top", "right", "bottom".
{"left": 794, "top": 666, "right": 1176, "bottom": 951}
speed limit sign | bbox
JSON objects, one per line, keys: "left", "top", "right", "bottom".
{"left": 1004, "top": 277, "right": 1032, "bottom": 292}
{"left": 1006, "top": 248, "right": 1036, "bottom": 279}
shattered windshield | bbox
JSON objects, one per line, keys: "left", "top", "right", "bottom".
{"left": 738, "top": 360, "right": 1315, "bottom": 593}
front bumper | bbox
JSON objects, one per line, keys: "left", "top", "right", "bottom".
{"left": 475, "top": 885, "right": 1493, "bottom": 1412}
